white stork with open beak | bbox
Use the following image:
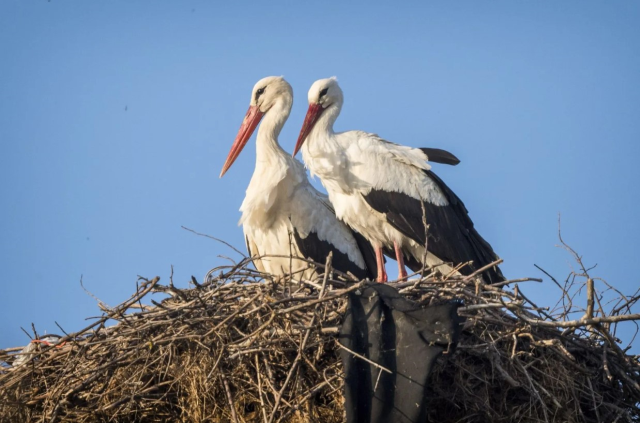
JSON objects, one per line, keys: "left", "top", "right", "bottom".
{"left": 220, "top": 76, "right": 376, "bottom": 281}
{"left": 293, "top": 77, "right": 504, "bottom": 283}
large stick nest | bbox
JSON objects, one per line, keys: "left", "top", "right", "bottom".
{"left": 1, "top": 249, "right": 639, "bottom": 423}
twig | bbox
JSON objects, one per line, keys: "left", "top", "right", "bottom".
{"left": 181, "top": 225, "right": 246, "bottom": 257}
{"left": 336, "top": 343, "right": 392, "bottom": 374}
{"left": 222, "top": 373, "right": 239, "bottom": 423}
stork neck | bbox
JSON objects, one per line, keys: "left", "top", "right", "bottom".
{"left": 314, "top": 102, "right": 341, "bottom": 137}
{"left": 304, "top": 103, "right": 342, "bottom": 157}
{"left": 255, "top": 100, "right": 289, "bottom": 165}
{"left": 301, "top": 102, "right": 346, "bottom": 184}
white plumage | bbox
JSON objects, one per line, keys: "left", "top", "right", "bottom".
{"left": 220, "top": 77, "right": 375, "bottom": 281}
{"left": 293, "top": 77, "right": 504, "bottom": 283}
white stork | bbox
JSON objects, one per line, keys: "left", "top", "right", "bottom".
{"left": 293, "top": 77, "right": 504, "bottom": 283}
{"left": 220, "top": 76, "right": 376, "bottom": 281}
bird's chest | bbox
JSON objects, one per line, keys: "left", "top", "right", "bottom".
{"left": 307, "top": 162, "right": 361, "bottom": 200}
{"left": 303, "top": 145, "right": 352, "bottom": 189}
{"left": 240, "top": 174, "right": 295, "bottom": 230}
{"left": 244, "top": 217, "right": 293, "bottom": 253}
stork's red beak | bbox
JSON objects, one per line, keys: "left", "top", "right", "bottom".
{"left": 293, "top": 103, "right": 324, "bottom": 156}
{"left": 220, "top": 105, "right": 264, "bottom": 178}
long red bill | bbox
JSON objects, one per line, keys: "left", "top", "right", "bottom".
{"left": 219, "top": 105, "right": 264, "bottom": 178}
{"left": 293, "top": 103, "right": 324, "bottom": 156}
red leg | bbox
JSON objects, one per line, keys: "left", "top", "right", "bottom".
{"left": 394, "top": 241, "right": 408, "bottom": 279}
{"left": 375, "top": 246, "right": 388, "bottom": 283}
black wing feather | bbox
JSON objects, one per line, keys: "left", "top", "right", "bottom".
{"left": 352, "top": 231, "right": 379, "bottom": 280}
{"left": 363, "top": 170, "right": 504, "bottom": 283}
{"left": 419, "top": 148, "right": 460, "bottom": 166}
{"left": 293, "top": 229, "right": 372, "bottom": 280}
{"left": 377, "top": 138, "right": 460, "bottom": 166}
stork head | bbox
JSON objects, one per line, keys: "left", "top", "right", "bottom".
{"left": 293, "top": 77, "right": 343, "bottom": 156}
{"left": 220, "top": 76, "right": 293, "bottom": 177}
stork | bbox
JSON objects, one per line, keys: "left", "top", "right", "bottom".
{"left": 293, "top": 77, "right": 504, "bottom": 283}
{"left": 220, "top": 76, "right": 376, "bottom": 281}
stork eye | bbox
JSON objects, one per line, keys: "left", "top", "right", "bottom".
{"left": 255, "top": 87, "right": 266, "bottom": 100}
{"left": 319, "top": 88, "right": 328, "bottom": 99}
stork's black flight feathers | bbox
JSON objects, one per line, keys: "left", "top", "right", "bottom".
{"left": 363, "top": 170, "right": 504, "bottom": 283}
{"left": 419, "top": 147, "right": 461, "bottom": 166}
{"left": 293, "top": 229, "right": 376, "bottom": 280}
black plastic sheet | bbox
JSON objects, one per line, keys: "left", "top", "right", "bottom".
{"left": 339, "top": 283, "right": 464, "bottom": 423}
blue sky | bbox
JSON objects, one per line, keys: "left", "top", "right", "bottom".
{"left": 1, "top": 1, "right": 639, "bottom": 352}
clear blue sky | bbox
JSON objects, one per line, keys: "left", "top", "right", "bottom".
{"left": 1, "top": 1, "right": 639, "bottom": 352}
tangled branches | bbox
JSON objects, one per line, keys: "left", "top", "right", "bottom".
{"left": 1, "top": 248, "right": 639, "bottom": 422}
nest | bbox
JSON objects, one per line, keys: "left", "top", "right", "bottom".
{"left": 1, "top": 247, "right": 640, "bottom": 423}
